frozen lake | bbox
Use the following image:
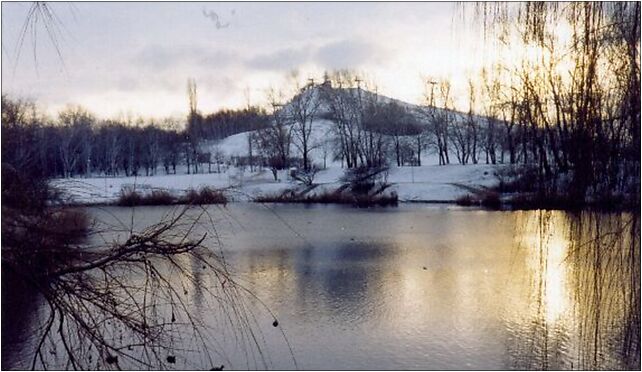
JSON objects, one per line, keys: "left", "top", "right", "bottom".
{"left": 3, "top": 204, "right": 639, "bottom": 370}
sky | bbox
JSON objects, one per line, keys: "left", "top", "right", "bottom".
{"left": 1, "top": 2, "right": 492, "bottom": 119}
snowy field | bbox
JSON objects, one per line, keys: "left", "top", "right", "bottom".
{"left": 51, "top": 118, "right": 507, "bottom": 205}
{"left": 51, "top": 163, "right": 505, "bottom": 205}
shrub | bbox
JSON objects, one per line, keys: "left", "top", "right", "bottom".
{"left": 351, "top": 182, "right": 375, "bottom": 194}
{"left": 43, "top": 208, "right": 91, "bottom": 245}
{"left": 179, "top": 187, "right": 228, "bottom": 205}
{"left": 117, "top": 189, "right": 143, "bottom": 206}
{"left": 2, "top": 206, "right": 91, "bottom": 279}
{"left": 341, "top": 166, "right": 389, "bottom": 195}
{"left": 494, "top": 165, "right": 538, "bottom": 193}
{"left": 353, "top": 192, "right": 398, "bottom": 207}
{"left": 508, "top": 192, "right": 584, "bottom": 211}
{"left": 117, "top": 189, "right": 177, "bottom": 206}
{"left": 455, "top": 194, "right": 476, "bottom": 206}
{"left": 145, "top": 190, "right": 178, "bottom": 205}
{"left": 291, "top": 166, "right": 319, "bottom": 186}
{"left": 254, "top": 189, "right": 397, "bottom": 207}
{"left": 117, "top": 187, "right": 227, "bottom": 206}
{"left": 480, "top": 192, "right": 502, "bottom": 209}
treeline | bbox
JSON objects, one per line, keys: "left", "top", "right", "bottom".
{"left": 4, "top": 3, "right": 640, "bottom": 212}
{"left": 249, "top": 74, "right": 524, "bottom": 176}
{"left": 0, "top": 96, "right": 268, "bottom": 179}
{"left": 186, "top": 106, "right": 269, "bottom": 140}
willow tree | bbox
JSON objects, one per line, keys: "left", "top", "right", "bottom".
{"left": 466, "top": 2, "right": 640, "bottom": 205}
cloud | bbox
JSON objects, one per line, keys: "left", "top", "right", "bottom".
{"left": 244, "top": 39, "right": 386, "bottom": 72}
{"left": 315, "top": 39, "right": 386, "bottom": 69}
{"left": 245, "top": 46, "right": 313, "bottom": 71}
{"left": 134, "top": 44, "right": 239, "bottom": 71}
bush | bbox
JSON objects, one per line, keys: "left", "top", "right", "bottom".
{"left": 146, "top": 190, "right": 178, "bottom": 205}
{"left": 290, "top": 166, "right": 319, "bottom": 186}
{"left": 179, "top": 187, "right": 228, "bottom": 205}
{"left": 117, "top": 189, "right": 143, "bottom": 206}
{"left": 494, "top": 165, "right": 538, "bottom": 193}
{"left": 456, "top": 192, "right": 502, "bottom": 209}
{"left": 117, "top": 187, "right": 227, "bottom": 206}
{"left": 341, "top": 166, "right": 389, "bottom": 195}
{"left": 43, "top": 208, "right": 91, "bottom": 245}
{"left": 2, "top": 206, "right": 91, "bottom": 279}
{"left": 254, "top": 189, "right": 397, "bottom": 207}
{"left": 455, "top": 194, "right": 476, "bottom": 206}
{"left": 353, "top": 192, "right": 398, "bottom": 207}
{"left": 117, "top": 189, "right": 177, "bottom": 206}
{"left": 351, "top": 182, "right": 375, "bottom": 194}
{"left": 480, "top": 192, "right": 502, "bottom": 209}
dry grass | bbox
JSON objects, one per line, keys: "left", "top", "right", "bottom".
{"left": 255, "top": 190, "right": 398, "bottom": 207}
{"left": 117, "top": 188, "right": 227, "bottom": 206}
{"left": 116, "top": 189, "right": 177, "bottom": 206}
{"left": 456, "top": 192, "right": 502, "bottom": 210}
{"left": 179, "top": 187, "right": 228, "bottom": 205}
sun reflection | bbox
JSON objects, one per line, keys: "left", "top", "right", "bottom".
{"left": 542, "top": 237, "right": 568, "bottom": 322}
{"left": 521, "top": 212, "right": 572, "bottom": 324}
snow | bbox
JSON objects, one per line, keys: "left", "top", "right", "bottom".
{"left": 206, "top": 132, "right": 250, "bottom": 158}
{"left": 51, "top": 95, "right": 506, "bottom": 205}
{"left": 204, "top": 119, "right": 339, "bottom": 168}
{"left": 51, "top": 168, "right": 289, "bottom": 204}
{"left": 387, "top": 164, "right": 503, "bottom": 202}
{"left": 52, "top": 163, "right": 505, "bottom": 205}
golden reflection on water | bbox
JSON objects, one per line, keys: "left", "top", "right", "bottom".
{"left": 78, "top": 206, "right": 640, "bottom": 370}
{"left": 216, "top": 207, "right": 639, "bottom": 370}
{"left": 521, "top": 212, "right": 571, "bottom": 324}
{"left": 511, "top": 210, "right": 640, "bottom": 370}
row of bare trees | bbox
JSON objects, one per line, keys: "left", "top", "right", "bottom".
{"left": 1, "top": 71, "right": 575, "bottom": 183}
{"left": 319, "top": 72, "right": 426, "bottom": 169}
{"left": 462, "top": 1, "right": 640, "bottom": 203}
{"left": 239, "top": 71, "right": 527, "bottom": 180}
{"left": 248, "top": 74, "right": 429, "bottom": 178}
{"left": 1, "top": 96, "right": 194, "bottom": 179}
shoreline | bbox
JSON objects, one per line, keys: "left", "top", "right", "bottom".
{"left": 54, "top": 198, "right": 639, "bottom": 213}
{"left": 49, "top": 164, "right": 638, "bottom": 212}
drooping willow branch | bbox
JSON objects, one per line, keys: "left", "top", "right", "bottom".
{"left": 3, "top": 204, "right": 293, "bottom": 370}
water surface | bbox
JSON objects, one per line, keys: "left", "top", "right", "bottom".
{"left": 3, "top": 204, "right": 639, "bottom": 370}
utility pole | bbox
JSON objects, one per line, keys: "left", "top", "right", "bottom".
{"left": 243, "top": 85, "right": 251, "bottom": 110}
{"left": 271, "top": 102, "right": 283, "bottom": 113}
{"left": 354, "top": 77, "right": 362, "bottom": 89}
{"left": 428, "top": 80, "right": 438, "bottom": 107}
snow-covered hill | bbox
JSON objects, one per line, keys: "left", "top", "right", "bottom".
{"left": 52, "top": 85, "right": 508, "bottom": 205}
{"left": 203, "top": 118, "right": 339, "bottom": 168}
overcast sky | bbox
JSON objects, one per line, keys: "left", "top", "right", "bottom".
{"left": 1, "top": 2, "right": 489, "bottom": 119}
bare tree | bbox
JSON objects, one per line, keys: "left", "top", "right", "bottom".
{"left": 256, "top": 90, "right": 292, "bottom": 181}
{"left": 463, "top": 2, "right": 640, "bottom": 204}
{"left": 286, "top": 76, "right": 322, "bottom": 171}
{"left": 57, "top": 105, "right": 94, "bottom": 178}
{"left": 444, "top": 79, "right": 486, "bottom": 165}
{"left": 319, "top": 70, "right": 368, "bottom": 168}
{"left": 421, "top": 79, "right": 452, "bottom": 165}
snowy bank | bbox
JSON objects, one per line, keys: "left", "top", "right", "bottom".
{"left": 51, "top": 163, "right": 506, "bottom": 205}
